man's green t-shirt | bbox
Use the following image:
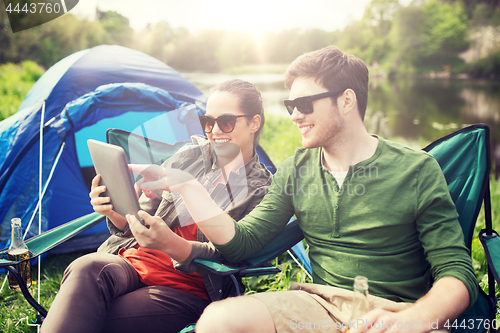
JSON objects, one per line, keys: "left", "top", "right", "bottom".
{"left": 216, "top": 137, "right": 478, "bottom": 305}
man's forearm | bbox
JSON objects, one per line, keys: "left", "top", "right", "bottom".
{"left": 404, "top": 276, "right": 470, "bottom": 329}
{"left": 178, "top": 180, "right": 236, "bottom": 245}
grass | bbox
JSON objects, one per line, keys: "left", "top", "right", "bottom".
{"left": 0, "top": 251, "right": 91, "bottom": 332}
{"left": 259, "top": 113, "right": 303, "bottom": 166}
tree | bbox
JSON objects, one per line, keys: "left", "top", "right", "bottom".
{"left": 0, "top": 4, "right": 13, "bottom": 63}
{"left": 364, "top": 0, "right": 401, "bottom": 36}
{"left": 96, "top": 8, "right": 133, "bottom": 47}
{"left": 391, "top": 0, "right": 469, "bottom": 71}
{"left": 391, "top": 4, "right": 427, "bottom": 69}
{"left": 148, "top": 21, "right": 175, "bottom": 63}
{"left": 216, "top": 30, "right": 260, "bottom": 69}
{"left": 168, "top": 29, "right": 222, "bottom": 71}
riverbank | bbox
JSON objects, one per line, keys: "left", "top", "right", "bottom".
{"left": 218, "top": 62, "right": 500, "bottom": 80}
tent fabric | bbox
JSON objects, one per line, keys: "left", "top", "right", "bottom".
{"left": 0, "top": 44, "right": 305, "bottom": 265}
{"left": 0, "top": 45, "right": 208, "bottom": 251}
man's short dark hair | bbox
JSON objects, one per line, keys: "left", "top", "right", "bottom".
{"left": 284, "top": 46, "right": 369, "bottom": 120}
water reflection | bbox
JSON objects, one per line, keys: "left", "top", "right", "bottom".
{"left": 367, "top": 78, "right": 500, "bottom": 178}
{"left": 182, "top": 72, "right": 500, "bottom": 176}
{"left": 367, "top": 78, "right": 500, "bottom": 143}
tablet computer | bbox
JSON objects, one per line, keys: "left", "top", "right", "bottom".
{"left": 87, "top": 139, "right": 144, "bottom": 224}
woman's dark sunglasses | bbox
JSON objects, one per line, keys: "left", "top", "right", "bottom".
{"left": 283, "top": 88, "right": 346, "bottom": 115}
{"left": 199, "top": 114, "right": 254, "bottom": 133}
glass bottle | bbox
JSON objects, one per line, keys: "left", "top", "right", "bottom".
{"left": 7, "top": 218, "right": 31, "bottom": 291}
{"left": 349, "top": 276, "right": 369, "bottom": 331}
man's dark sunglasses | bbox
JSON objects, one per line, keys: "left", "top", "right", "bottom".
{"left": 283, "top": 88, "right": 346, "bottom": 115}
{"left": 199, "top": 114, "right": 254, "bottom": 133}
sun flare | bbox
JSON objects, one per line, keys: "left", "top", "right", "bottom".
{"left": 204, "top": 0, "right": 285, "bottom": 35}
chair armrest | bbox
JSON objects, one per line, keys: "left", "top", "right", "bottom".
{"left": 0, "top": 212, "right": 105, "bottom": 262}
{"left": 479, "top": 229, "right": 500, "bottom": 287}
{"left": 193, "top": 218, "right": 304, "bottom": 276}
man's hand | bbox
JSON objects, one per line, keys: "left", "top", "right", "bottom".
{"left": 129, "top": 164, "right": 196, "bottom": 198}
{"left": 347, "top": 277, "right": 469, "bottom": 333}
{"left": 347, "top": 308, "right": 426, "bottom": 333}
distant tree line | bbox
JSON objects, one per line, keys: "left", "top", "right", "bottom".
{"left": 1, "top": 0, "right": 499, "bottom": 76}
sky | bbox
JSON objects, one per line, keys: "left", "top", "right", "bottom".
{"left": 71, "top": 0, "right": 399, "bottom": 34}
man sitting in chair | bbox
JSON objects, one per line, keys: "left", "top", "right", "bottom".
{"left": 128, "top": 45, "right": 478, "bottom": 333}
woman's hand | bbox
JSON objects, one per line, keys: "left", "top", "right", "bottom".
{"left": 126, "top": 210, "right": 175, "bottom": 252}
{"left": 129, "top": 164, "right": 196, "bottom": 196}
{"left": 89, "top": 174, "right": 128, "bottom": 230}
{"left": 89, "top": 174, "right": 115, "bottom": 218}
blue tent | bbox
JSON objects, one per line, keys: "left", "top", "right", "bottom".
{"left": 0, "top": 45, "right": 208, "bottom": 251}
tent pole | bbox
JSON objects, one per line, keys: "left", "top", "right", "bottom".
{"left": 37, "top": 100, "right": 45, "bottom": 332}
{"left": 287, "top": 250, "right": 313, "bottom": 281}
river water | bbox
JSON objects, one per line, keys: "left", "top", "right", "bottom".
{"left": 183, "top": 72, "right": 500, "bottom": 173}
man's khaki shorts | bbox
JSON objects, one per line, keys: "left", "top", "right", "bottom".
{"left": 250, "top": 283, "right": 448, "bottom": 333}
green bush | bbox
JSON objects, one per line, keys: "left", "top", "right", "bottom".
{"left": 0, "top": 62, "right": 44, "bottom": 122}
{"left": 466, "top": 49, "right": 500, "bottom": 79}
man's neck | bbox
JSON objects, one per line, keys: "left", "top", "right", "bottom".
{"left": 322, "top": 128, "right": 378, "bottom": 172}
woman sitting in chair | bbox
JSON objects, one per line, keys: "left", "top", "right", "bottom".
{"left": 41, "top": 79, "right": 272, "bottom": 333}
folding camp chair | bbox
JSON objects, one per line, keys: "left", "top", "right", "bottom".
{"left": 422, "top": 124, "right": 497, "bottom": 333}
